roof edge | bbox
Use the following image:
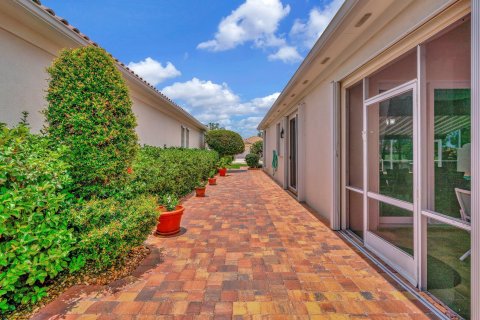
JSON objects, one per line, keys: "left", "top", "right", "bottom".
{"left": 257, "top": 0, "right": 359, "bottom": 130}
{"left": 16, "top": 0, "right": 206, "bottom": 131}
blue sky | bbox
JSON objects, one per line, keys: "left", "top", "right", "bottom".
{"left": 42, "top": 0, "right": 343, "bottom": 137}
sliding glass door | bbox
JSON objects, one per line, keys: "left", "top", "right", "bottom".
{"left": 342, "top": 15, "right": 472, "bottom": 319}
{"left": 364, "top": 81, "right": 418, "bottom": 284}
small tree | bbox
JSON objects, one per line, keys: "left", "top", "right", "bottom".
{"left": 205, "top": 129, "right": 244, "bottom": 157}
{"left": 207, "top": 122, "right": 224, "bottom": 130}
{"left": 45, "top": 46, "right": 138, "bottom": 198}
{"left": 250, "top": 140, "right": 263, "bottom": 157}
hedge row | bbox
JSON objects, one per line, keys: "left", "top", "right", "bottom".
{"left": 132, "top": 146, "right": 219, "bottom": 198}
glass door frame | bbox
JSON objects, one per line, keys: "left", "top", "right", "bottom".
{"left": 363, "top": 79, "right": 419, "bottom": 285}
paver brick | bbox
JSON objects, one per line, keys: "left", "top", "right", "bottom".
{"left": 33, "top": 171, "right": 432, "bottom": 319}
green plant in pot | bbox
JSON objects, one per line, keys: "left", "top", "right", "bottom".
{"left": 217, "top": 157, "right": 230, "bottom": 176}
{"left": 208, "top": 169, "right": 217, "bottom": 185}
{"left": 195, "top": 179, "right": 207, "bottom": 197}
{"left": 156, "top": 194, "right": 184, "bottom": 236}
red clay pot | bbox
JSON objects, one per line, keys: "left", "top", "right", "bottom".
{"left": 195, "top": 187, "right": 206, "bottom": 197}
{"left": 156, "top": 205, "right": 184, "bottom": 236}
{"left": 218, "top": 167, "right": 227, "bottom": 176}
{"left": 208, "top": 177, "right": 217, "bottom": 185}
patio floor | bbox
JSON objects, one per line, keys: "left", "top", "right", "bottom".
{"left": 34, "top": 170, "right": 435, "bottom": 319}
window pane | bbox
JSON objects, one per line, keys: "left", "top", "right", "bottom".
{"left": 347, "top": 82, "right": 363, "bottom": 188}
{"left": 427, "top": 221, "right": 470, "bottom": 319}
{"left": 426, "top": 18, "right": 471, "bottom": 220}
{"left": 368, "top": 199, "right": 413, "bottom": 256}
{"left": 347, "top": 190, "right": 363, "bottom": 239}
{"left": 366, "top": 49, "right": 417, "bottom": 98}
{"left": 368, "top": 91, "right": 414, "bottom": 202}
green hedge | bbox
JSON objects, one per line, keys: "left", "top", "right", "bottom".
{"left": 68, "top": 195, "right": 157, "bottom": 270}
{"left": 245, "top": 153, "right": 260, "bottom": 168}
{"left": 0, "top": 125, "right": 80, "bottom": 312}
{"left": 45, "top": 46, "right": 138, "bottom": 199}
{"left": 205, "top": 129, "right": 244, "bottom": 157}
{"left": 132, "top": 146, "right": 218, "bottom": 198}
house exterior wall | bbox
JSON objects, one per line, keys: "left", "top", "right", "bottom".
{"left": 0, "top": 2, "right": 204, "bottom": 148}
{"left": 261, "top": 0, "right": 460, "bottom": 221}
{"left": 0, "top": 26, "right": 55, "bottom": 132}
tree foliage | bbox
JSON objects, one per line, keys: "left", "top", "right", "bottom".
{"left": 45, "top": 46, "right": 138, "bottom": 199}
{"left": 205, "top": 129, "right": 244, "bottom": 157}
{"left": 206, "top": 122, "right": 224, "bottom": 130}
{"left": 250, "top": 140, "right": 263, "bottom": 157}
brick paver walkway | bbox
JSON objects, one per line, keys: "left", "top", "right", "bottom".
{"left": 34, "top": 170, "right": 433, "bottom": 319}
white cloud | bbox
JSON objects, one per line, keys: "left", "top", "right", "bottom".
{"left": 268, "top": 45, "right": 302, "bottom": 63}
{"left": 127, "top": 57, "right": 181, "bottom": 86}
{"left": 162, "top": 78, "right": 279, "bottom": 136}
{"left": 197, "top": 0, "right": 290, "bottom": 51}
{"left": 290, "top": 0, "right": 344, "bottom": 49}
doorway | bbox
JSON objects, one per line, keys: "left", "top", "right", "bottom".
{"left": 288, "top": 112, "right": 298, "bottom": 193}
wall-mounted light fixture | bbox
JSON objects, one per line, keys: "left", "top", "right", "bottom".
{"left": 280, "top": 128, "right": 284, "bottom": 138}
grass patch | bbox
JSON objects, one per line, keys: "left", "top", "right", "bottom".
{"left": 227, "top": 163, "right": 247, "bottom": 169}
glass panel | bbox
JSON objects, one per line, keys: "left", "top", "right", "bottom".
{"left": 427, "top": 220, "right": 470, "bottom": 319}
{"left": 347, "top": 190, "right": 363, "bottom": 239}
{"left": 368, "top": 91, "right": 414, "bottom": 202}
{"left": 368, "top": 199, "right": 413, "bottom": 256}
{"left": 366, "top": 49, "right": 417, "bottom": 98}
{"left": 347, "top": 82, "right": 363, "bottom": 189}
{"left": 426, "top": 18, "right": 471, "bottom": 220}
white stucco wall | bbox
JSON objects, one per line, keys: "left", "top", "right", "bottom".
{"left": 0, "top": 27, "right": 54, "bottom": 132}
{"left": 131, "top": 95, "right": 202, "bottom": 148}
{"left": 0, "top": 3, "right": 204, "bottom": 148}
{"left": 261, "top": 0, "right": 459, "bottom": 222}
{"left": 302, "top": 83, "right": 332, "bottom": 219}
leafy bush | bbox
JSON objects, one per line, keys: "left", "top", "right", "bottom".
{"left": 205, "top": 129, "right": 244, "bottom": 157}
{"left": 0, "top": 125, "right": 79, "bottom": 312}
{"left": 245, "top": 153, "right": 260, "bottom": 168}
{"left": 68, "top": 195, "right": 157, "bottom": 270}
{"left": 133, "top": 146, "right": 218, "bottom": 198}
{"left": 45, "top": 46, "right": 138, "bottom": 199}
{"left": 250, "top": 140, "right": 263, "bottom": 157}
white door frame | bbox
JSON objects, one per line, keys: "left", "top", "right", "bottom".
{"left": 363, "top": 79, "right": 418, "bottom": 285}
{"left": 287, "top": 110, "right": 299, "bottom": 194}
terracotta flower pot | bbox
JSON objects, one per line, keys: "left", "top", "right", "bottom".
{"left": 218, "top": 167, "right": 227, "bottom": 176}
{"left": 156, "top": 205, "right": 184, "bottom": 236}
{"left": 195, "top": 187, "right": 206, "bottom": 197}
{"left": 208, "top": 177, "right": 217, "bottom": 185}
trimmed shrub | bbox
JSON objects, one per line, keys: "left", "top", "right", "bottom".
{"left": 68, "top": 195, "right": 157, "bottom": 270}
{"left": 132, "top": 146, "right": 218, "bottom": 198}
{"left": 245, "top": 153, "right": 260, "bottom": 168}
{"left": 250, "top": 140, "right": 263, "bottom": 157}
{"left": 0, "top": 125, "right": 80, "bottom": 312}
{"left": 45, "top": 46, "right": 138, "bottom": 199}
{"left": 205, "top": 129, "right": 244, "bottom": 157}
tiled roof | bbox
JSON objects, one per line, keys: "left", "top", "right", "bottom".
{"left": 30, "top": 0, "right": 205, "bottom": 130}
{"left": 244, "top": 136, "right": 262, "bottom": 144}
